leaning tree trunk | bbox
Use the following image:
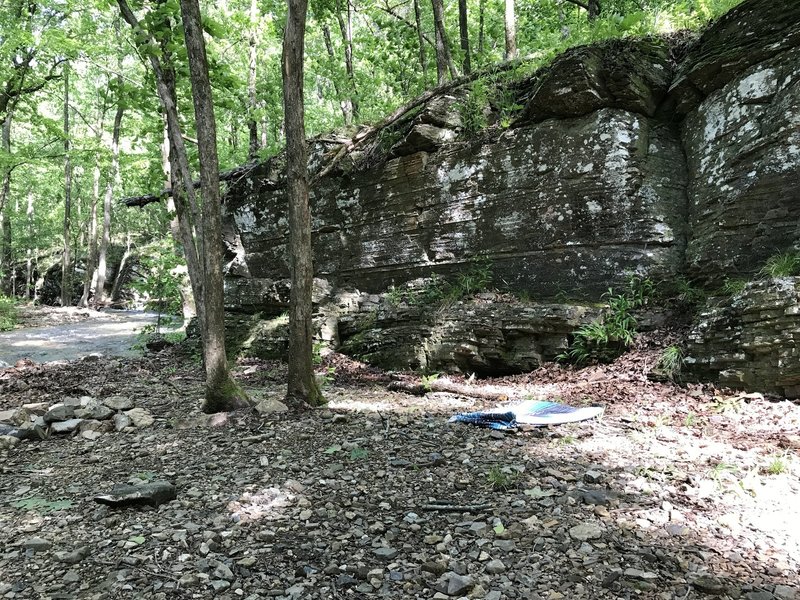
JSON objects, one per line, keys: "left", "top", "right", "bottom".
{"left": 458, "top": 0, "right": 470, "bottom": 74}
{"left": 283, "top": 0, "right": 323, "bottom": 407}
{"left": 322, "top": 24, "right": 351, "bottom": 125}
{"left": 61, "top": 62, "right": 73, "bottom": 307}
{"left": 180, "top": 0, "right": 248, "bottom": 413}
{"left": 335, "top": 0, "right": 358, "bottom": 122}
{"left": 504, "top": 0, "right": 517, "bottom": 60}
{"left": 247, "top": 0, "right": 259, "bottom": 158}
{"left": 413, "top": 0, "right": 427, "bottom": 81}
{"left": 430, "top": 0, "right": 457, "bottom": 84}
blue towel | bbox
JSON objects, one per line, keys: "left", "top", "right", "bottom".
{"left": 450, "top": 400, "right": 604, "bottom": 429}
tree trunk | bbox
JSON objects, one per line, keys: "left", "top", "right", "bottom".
{"left": 283, "top": 0, "right": 323, "bottom": 407}
{"left": 0, "top": 112, "right": 12, "bottom": 294}
{"left": 430, "top": 0, "right": 457, "bottom": 83}
{"left": 478, "top": 0, "right": 484, "bottom": 54}
{"left": 61, "top": 62, "right": 73, "bottom": 307}
{"left": 504, "top": 0, "right": 517, "bottom": 60}
{"left": 322, "top": 24, "right": 351, "bottom": 125}
{"left": 335, "top": 0, "right": 358, "bottom": 122}
{"left": 80, "top": 159, "right": 101, "bottom": 307}
{"left": 180, "top": 0, "right": 248, "bottom": 413}
{"left": 25, "top": 192, "right": 33, "bottom": 299}
{"left": 247, "top": 0, "right": 259, "bottom": 158}
{"left": 588, "top": 0, "right": 601, "bottom": 20}
{"left": 458, "top": 0, "right": 470, "bottom": 74}
{"left": 412, "top": 0, "right": 427, "bottom": 81}
{"left": 95, "top": 103, "right": 123, "bottom": 306}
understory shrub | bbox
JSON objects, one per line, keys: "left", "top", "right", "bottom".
{"left": 558, "top": 277, "right": 652, "bottom": 365}
{"left": 0, "top": 295, "right": 18, "bottom": 331}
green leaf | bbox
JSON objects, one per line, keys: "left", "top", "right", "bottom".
{"left": 493, "top": 522, "right": 506, "bottom": 535}
{"left": 129, "top": 536, "right": 146, "bottom": 545}
{"left": 324, "top": 444, "right": 342, "bottom": 454}
{"left": 349, "top": 447, "right": 369, "bottom": 460}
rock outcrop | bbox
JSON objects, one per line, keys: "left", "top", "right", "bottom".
{"left": 220, "top": 0, "right": 800, "bottom": 394}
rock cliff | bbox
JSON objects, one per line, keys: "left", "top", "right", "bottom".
{"left": 221, "top": 0, "right": 800, "bottom": 394}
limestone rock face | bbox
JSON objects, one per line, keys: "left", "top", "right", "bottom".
{"left": 226, "top": 107, "right": 686, "bottom": 301}
{"left": 681, "top": 40, "right": 800, "bottom": 282}
{"left": 220, "top": 0, "right": 800, "bottom": 393}
{"left": 684, "top": 278, "right": 800, "bottom": 398}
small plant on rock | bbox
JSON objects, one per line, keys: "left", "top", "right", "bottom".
{"left": 487, "top": 466, "right": 520, "bottom": 491}
{"left": 760, "top": 251, "right": 800, "bottom": 278}
{"left": 653, "top": 345, "right": 684, "bottom": 381}
{"left": 763, "top": 454, "right": 789, "bottom": 476}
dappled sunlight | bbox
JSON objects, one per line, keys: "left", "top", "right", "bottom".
{"left": 227, "top": 482, "right": 302, "bottom": 524}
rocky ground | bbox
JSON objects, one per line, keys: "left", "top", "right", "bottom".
{"left": 1, "top": 314, "right": 799, "bottom": 600}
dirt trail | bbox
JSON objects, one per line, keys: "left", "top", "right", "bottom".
{"left": 0, "top": 309, "right": 162, "bottom": 366}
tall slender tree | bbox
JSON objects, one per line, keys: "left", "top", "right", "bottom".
{"left": 458, "top": 0, "right": 470, "bottom": 74}
{"left": 60, "top": 62, "right": 73, "bottom": 307}
{"left": 117, "top": 0, "right": 248, "bottom": 412}
{"left": 283, "top": 0, "right": 323, "bottom": 407}
{"left": 504, "top": 0, "right": 518, "bottom": 60}
{"left": 430, "top": 0, "right": 457, "bottom": 83}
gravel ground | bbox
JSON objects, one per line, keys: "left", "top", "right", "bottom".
{"left": 1, "top": 331, "right": 798, "bottom": 600}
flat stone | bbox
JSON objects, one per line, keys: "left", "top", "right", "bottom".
{"left": 569, "top": 522, "right": 603, "bottom": 541}
{"left": 23, "top": 537, "right": 52, "bottom": 551}
{"left": 56, "top": 546, "right": 90, "bottom": 564}
{"left": 624, "top": 568, "right": 658, "bottom": 581}
{"left": 113, "top": 412, "right": 132, "bottom": 431}
{"left": 103, "top": 395, "right": 134, "bottom": 411}
{"left": 441, "top": 572, "right": 473, "bottom": 596}
{"left": 94, "top": 481, "right": 177, "bottom": 508}
{"left": 254, "top": 398, "right": 289, "bottom": 415}
{"left": 485, "top": 559, "right": 506, "bottom": 574}
{"left": 75, "top": 399, "right": 114, "bottom": 421}
{"left": 373, "top": 547, "right": 398, "bottom": 560}
{"left": 124, "top": 407, "right": 154, "bottom": 428}
{"left": 63, "top": 570, "right": 80, "bottom": 583}
{"left": 44, "top": 404, "right": 75, "bottom": 423}
{"left": 0, "top": 434, "right": 20, "bottom": 449}
{"left": 50, "top": 418, "right": 84, "bottom": 434}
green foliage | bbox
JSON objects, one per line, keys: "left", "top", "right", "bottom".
{"left": 760, "top": 251, "right": 800, "bottom": 278}
{"left": 558, "top": 277, "right": 651, "bottom": 365}
{"left": 654, "top": 345, "right": 684, "bottom": 381}
{"left": 457, "top": 79, "right": 490, "bottom": 135}
{"left": 9, "top": 496, "right": 73, "bottom": 513}
{"left": 349, "top": 447, "right": 369, "bottom": 461}
{"left": 720, "top": 277, "right": 748, "bottom": 296}
{"left": 486, "top": 466, "right": 519, "bottom": 491}
{"left": 764, "top": 454, "right": 789, "bottom": 476}
{"left": 312, "top": 341, "right": 326, "bottom": 365}
{"left": 0, "top": 295, "right": 18, "bottom": 331}
{"left": 420, "top": 372, "right": 440, "bottom": 391}
{"left": 130, "top": 240, "right": 185, "bottom": 317}
{"left": 674, "top": 277, "right": 707, "bottom": 308}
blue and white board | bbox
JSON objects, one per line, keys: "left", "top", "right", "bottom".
{"left": 449, "top": 400, "right": 604, "bottom": 430}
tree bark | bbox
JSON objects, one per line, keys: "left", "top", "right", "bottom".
{"left": 335, "top": 0, "right": 358, "bottom": 122}
{"left": 504, "top": 0, "right": 517, "bottom": 60}
{"left": 95, "top": 103, "right": 123, "bottom": 305}
{"left": 412, "top": 0, "right": 428, "bottom": 81}
{"left": 247, "top": 0, "right": 259, "bottom": 158}
{"left": 430, "top": 0, "right": 457, "bottom": 84}
{"left": 79, "top": 157, "right": 101, "bottom": 307}
{"left": 322, "top": 24, "right": 350, "bottom": 125}
{"left": 588, "top": 0, "right": 601, "bottom": 20}
{"left": 283, "top": 0, "right": 323, "bottom": 407}
{"left": 180, "top": 0, "right": 248, "bottom": 413}
{"left": 478, "top": 0, "right": 484, "bottom": 54}
{"left": 61, "top": 62, "right": 73, "bottom": 307}
{"left": 458, "top": 0, "right": 470, "bottom": 74}
{"left": 0, "top": 112, "right": 12, "bottom": 293}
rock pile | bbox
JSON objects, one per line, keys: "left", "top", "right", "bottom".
{"left": 0, "top": 395, "right": 154, "bottom": 449}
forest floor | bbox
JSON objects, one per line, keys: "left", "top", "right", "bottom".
{"left": 1, "top": 309, "right": 799, "bottom": 600}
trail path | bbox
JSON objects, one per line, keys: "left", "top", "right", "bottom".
{"left": 0, "top": 309, "right": 161, "bottom": 366}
